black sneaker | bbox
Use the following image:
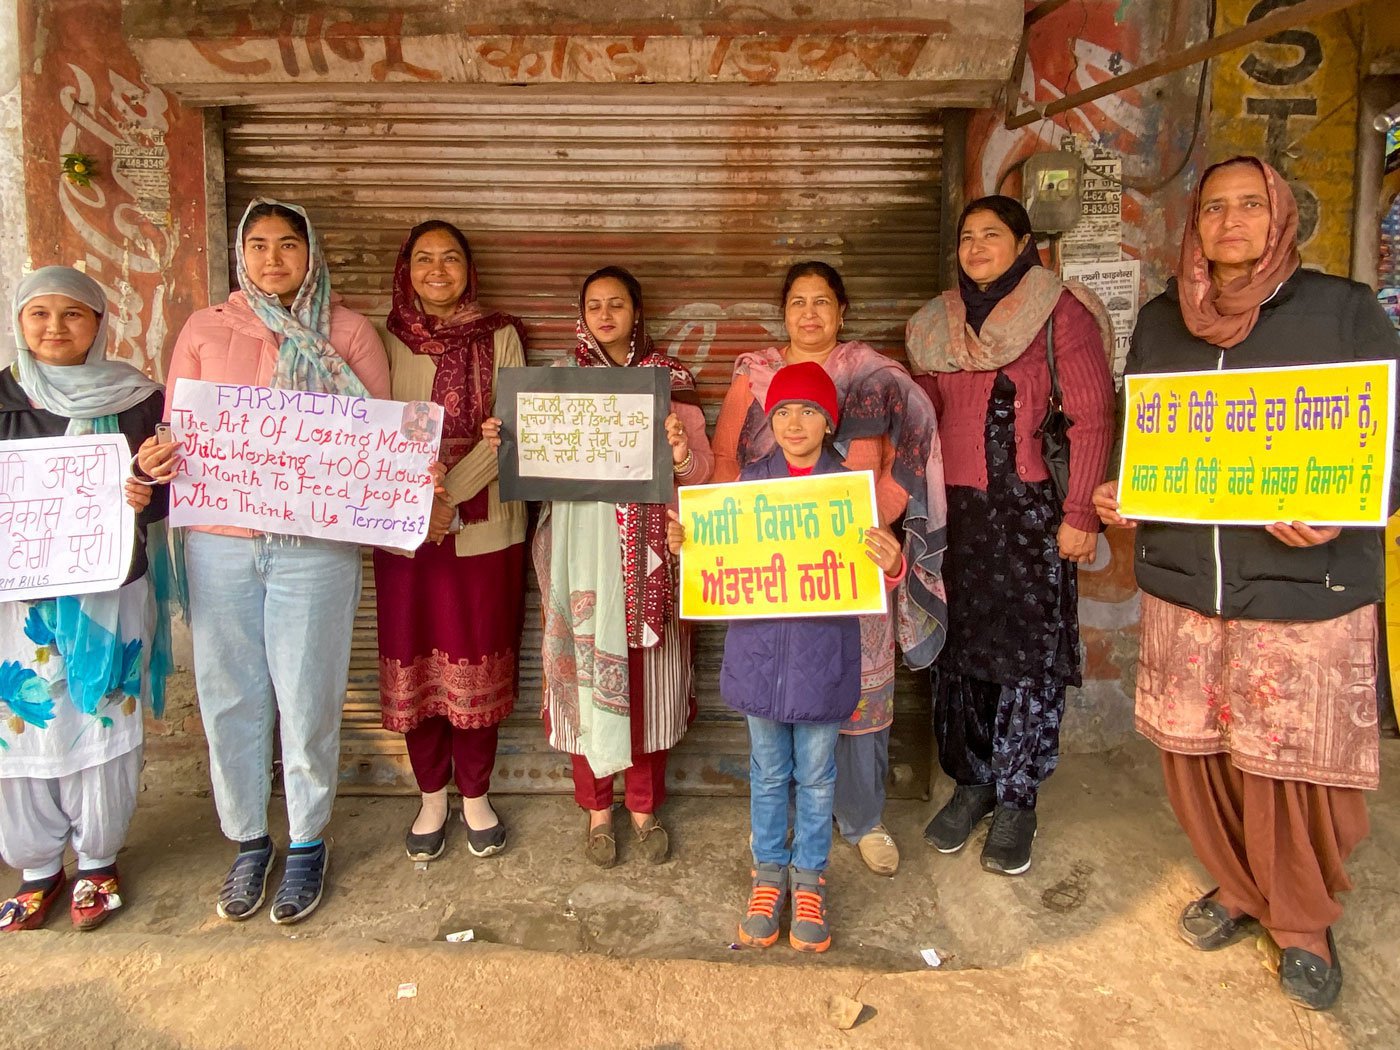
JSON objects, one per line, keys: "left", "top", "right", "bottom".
{"left": 980, "top": 806, "right": 1037, "bottom": 876}
{"left": 924, "top": 783, "right": 996, "bottom": 853}
{"left": 1280, "top": 929, "right": 1342, "bottom": 1011}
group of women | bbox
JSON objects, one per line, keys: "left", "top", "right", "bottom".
{"left": 0, "top": 152, "right": 1390, "bottom": 1013}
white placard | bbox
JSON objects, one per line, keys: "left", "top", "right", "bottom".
{"left": 515, "top": 391, "right": 656, "bottom": 481}
{"left": 1061, "top": 259, "right": 1142, "bottom": 383}
{"left": 0, "top": 435, "right": 135, "bottom": 601}
{"left": 168, "top": 380, "right": 441, "bottom": 551}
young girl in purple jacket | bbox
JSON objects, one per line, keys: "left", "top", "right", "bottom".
{"left": 668, "top": 362, "right": 904, "bottom": 952}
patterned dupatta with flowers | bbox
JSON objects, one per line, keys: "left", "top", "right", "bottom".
{"left": 571, "top": 311, "right": 699, "bottom": 648}
{"left": 540, "top": 305, "right": 697, "bottom": 777}
{"left": 385, "top": 224, "right": 525, "bottom": 523}
{"left": 235, "top": 198, "right": 369, "bottom": 399}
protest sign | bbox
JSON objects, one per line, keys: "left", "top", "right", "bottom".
{"left": 1118, "top": 361, "right": 1395, "bottom": 526}
{"left": 168, "top": 380, "right": 441, "bottom": 551}
{"left": 0, "top": 435, "right": 134, "bottom": 601}
{"left": 495, "top": 366, "right": 672, "bottom": 503}
{"left": 678, "top": 470, "right": 886, "bottom": 620}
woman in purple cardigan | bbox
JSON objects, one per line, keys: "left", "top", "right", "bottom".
{"left": 906, "top": 195, "right": 1115, "bottom": 877}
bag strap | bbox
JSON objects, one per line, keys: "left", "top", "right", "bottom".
{"left": 1044, "top": 316, "right": 1063, "bottom": 411}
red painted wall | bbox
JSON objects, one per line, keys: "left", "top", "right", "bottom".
{"left": 20, "top": 0, "right": 208, "bottom": 379}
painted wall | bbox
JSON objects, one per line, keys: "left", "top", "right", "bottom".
{"left": 19, "top": 0, "right": 208, "bottom": 380}
{"left": 1, "top": 0, "right": 26, "bottom": 362}
{"left": 1209, "top": 0, "right": 1361, "bottom": 274}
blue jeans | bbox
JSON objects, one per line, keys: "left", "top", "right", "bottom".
{"left": 186, "top": 532, "right": 361, "bottom": 844}
{"left": 746, "top": 716, "right": 842, "bottom": 872}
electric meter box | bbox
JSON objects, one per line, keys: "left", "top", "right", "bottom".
{"left": 1022, "top": 151, "right": 1084, "bottom": 234}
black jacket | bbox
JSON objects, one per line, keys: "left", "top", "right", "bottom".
{"left": 1122, "top": 268, "right": 1400, "bottom": 621}
{"left": 0, "top": 367, "right": 168, "bottom": 585}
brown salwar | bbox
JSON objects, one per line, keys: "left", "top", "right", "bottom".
{"left": 1160, "top": 750, "right": 1368, "bottom": 961}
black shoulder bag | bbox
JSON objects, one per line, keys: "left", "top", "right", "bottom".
{"left": 1033, "top": 317, "right": 1072, "bottom": 502}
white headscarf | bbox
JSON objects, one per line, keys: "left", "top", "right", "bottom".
{"left": 13, "top": 266, "right": 161, "bottom": 431}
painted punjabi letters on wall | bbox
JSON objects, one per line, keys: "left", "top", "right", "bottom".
{"left": 1210, "top": 0, "right": 1360, "bottom": 274}
{"left": 20, "top": 0, "right": 207, "bottom": 379}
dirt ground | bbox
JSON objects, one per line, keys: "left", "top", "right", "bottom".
{"left": 3, "top": 738, "right": 1397, "bottom": 1050}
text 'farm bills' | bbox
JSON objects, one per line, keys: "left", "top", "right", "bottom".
{"left": 678, "top": 471, "right": 887, "bottom": 620}
{"left": 0, "top": 435, "right": 134, "bottom": 601}
{"left": 168, "top": 380, "right": 443, "bottom": 551}
{"left": 1118, "top": 360, "right": 1396, "bottom": 527}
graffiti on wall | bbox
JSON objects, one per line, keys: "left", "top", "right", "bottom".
{"left": 1211, "top": 0, "right": 1359, "bottom": 274}
{"left": 150, "top": 4, "right": 985, "bottom": 87}
{"left": 22, "top": 0, "right": 208, "bottom": 380}
{"left": 190, "top": 10, "right": 440, "bottom": 82}
{"left": 56, "top": 63, "right": 177, "bottom": 374}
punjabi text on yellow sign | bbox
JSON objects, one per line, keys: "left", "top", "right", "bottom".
{"left": 1118, "top": 361, "right": 1394, "bottom": 526}
{"left": 678, "top": 471, "right": 886, "bottom": 620}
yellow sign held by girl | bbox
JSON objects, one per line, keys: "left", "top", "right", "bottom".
{"left": 678, "top": 471, "right": 887, "bottom": 619}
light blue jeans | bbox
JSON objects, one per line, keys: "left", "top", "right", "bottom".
{"left": 746, "top": 716, "right": 842, "bottom": 872}
{"left": 186, "top": 532, "right": 361, "bottom": 844}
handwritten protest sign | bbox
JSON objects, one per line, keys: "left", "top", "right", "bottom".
{"left": 0, "top": 435, "right": 134, "bottom": 601}
{"left": 1118, "top": 361, "right": 1395, "bottom": 526}
{"left": 168, "top": 380, "right": 441, "bottom": 551}
{"left": 678, "top": 471, "right": 886, "bottom": 620}
{"left": 495, "top": 366, "right": 671, "bottom": 504}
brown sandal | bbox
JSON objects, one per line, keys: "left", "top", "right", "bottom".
{"left": 585, "top": 815, "right": 616, "bottom": 869}
{"left": 631, "top": 814, "right": 671, "bottom": 865}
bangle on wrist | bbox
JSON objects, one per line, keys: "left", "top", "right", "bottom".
{"left": 129, "top": 453, "right": 158, "bottom": 486}
{"left": 673, "top": 449, "right": 694, "bottom": 475}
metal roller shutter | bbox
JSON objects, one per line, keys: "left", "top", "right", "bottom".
{"left": 220, "top": 95, "right": 944, "bottom": 796}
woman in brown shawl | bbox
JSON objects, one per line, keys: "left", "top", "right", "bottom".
{"left": 375, "top": 221, "right": 527, "bottom": 863}
{"left": 1094, "top": 157, "right": 1400, "bottom": 1011}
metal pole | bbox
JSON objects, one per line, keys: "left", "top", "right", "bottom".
{"left": 1005, "top": 0, "right": 1375, "bottom": 131}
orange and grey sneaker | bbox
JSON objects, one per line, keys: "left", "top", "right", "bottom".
{"left": 738, "top": 862, "right": 787, "bottom": 948}
{"left": 788, "top": 866, "right": 831, "bottom": 953}
{"left": 70, "top": 869, "right": 123, "bottom": 931}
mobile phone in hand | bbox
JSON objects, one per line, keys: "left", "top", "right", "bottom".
{"left": 155, "top": 423, "right": 173, "bottom": 444}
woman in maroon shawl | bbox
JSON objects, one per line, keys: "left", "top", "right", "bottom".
{"left": 374, "top": 221, "right": 527, "bottom": 863}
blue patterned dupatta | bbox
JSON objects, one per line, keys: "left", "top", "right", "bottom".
{"left": 234, "top": 198, "right": 370, "bottom": 398}
{"left": 11, "top": 266, "right": 174, "bottom": 719}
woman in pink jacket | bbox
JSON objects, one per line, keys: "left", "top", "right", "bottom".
{"left": 140, "top": 199, "right": 389, "bottom": 925}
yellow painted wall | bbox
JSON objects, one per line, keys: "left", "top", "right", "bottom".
{"left": 1209, "top": 0, "right": 1361, "bottom": 274}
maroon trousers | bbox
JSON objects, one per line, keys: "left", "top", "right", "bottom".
{"left": 552, "top": 643, "right": 671, "bottom": 814}
{"left": 404, "top": 717, "right": 499, "bottom": 798}
{"left": 1161, "top": 750, "right": 1369, "bottom": 961}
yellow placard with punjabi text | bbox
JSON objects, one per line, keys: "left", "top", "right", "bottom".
{"left": 678, "top": 470, "right": 887, "bottom": 620}
{"left": 1118, "top": 362, "right": 1394, "bottom": 527}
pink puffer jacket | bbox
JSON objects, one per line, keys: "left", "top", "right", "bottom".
{"left": 164, "top": 291, "right": 391, "bottom": 537}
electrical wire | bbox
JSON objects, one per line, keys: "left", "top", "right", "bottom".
{"left": 998, "top": 0, "right": 1216, "bottom": 198}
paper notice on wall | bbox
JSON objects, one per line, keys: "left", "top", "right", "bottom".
{"left": 1060, "top": 147, "right": 1122, "bottom": 264}
{"left": 1061, "top": 259, "right": 1141, "bottom": 383}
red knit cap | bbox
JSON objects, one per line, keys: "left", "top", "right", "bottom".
{"left": 764, "top": 360, "right": 840, "bottom": 430}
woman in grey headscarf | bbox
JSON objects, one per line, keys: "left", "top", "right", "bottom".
{"left": 0, "top": 266, "right": 171, "bottom": 932}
